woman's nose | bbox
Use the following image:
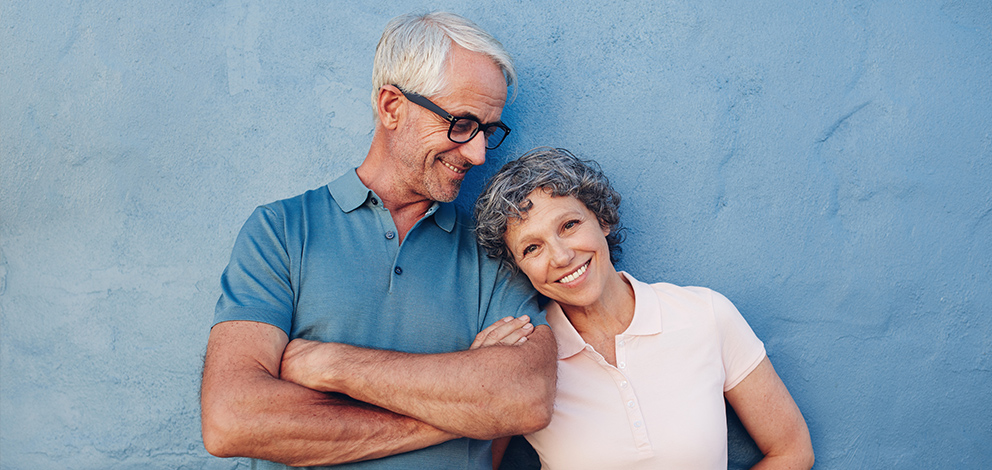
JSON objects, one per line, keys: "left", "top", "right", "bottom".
{"left": 548, "top": 239, "right": 573, "bottom": 267}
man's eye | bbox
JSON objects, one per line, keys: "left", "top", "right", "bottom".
{"left": 451, "top": 120, "right": 476, "bottom": 133}
{"left": 564, "top": 220, "right": 578, "bottom": 230}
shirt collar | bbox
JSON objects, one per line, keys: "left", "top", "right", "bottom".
{"left": 326, "top": 168, "right": 455, "bottom": 233}
{"left": 547, "top": 271, "right": 663, "bottom": 360}
{"left": 620, "top": 271, "right": 663, "bottom": 336}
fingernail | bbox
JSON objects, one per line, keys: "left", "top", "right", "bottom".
{"left": 517, "top": 336, "right": 528, "bottom": 343}
{"left": 523, "top": 323, "right": 533, "bottom": 329}
{"left": 503, "top": 317, "right": 513, "bottom": 322}
{"left": 518, "top": 315, "right": 530, "bottom": 322}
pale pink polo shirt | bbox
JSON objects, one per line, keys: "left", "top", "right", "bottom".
{"left": 525, "top": 272, "right": 766, "bottom": 469}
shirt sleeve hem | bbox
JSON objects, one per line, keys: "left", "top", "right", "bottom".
{"left": 212, "top": 307, "right": 292, "bottom": 337}
{"left": 724, "top": 348, "right": 767, "bottom": 391}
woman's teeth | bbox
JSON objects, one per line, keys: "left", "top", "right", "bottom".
{"left": 558, "top": 262, "right": 588, "bottom": 283}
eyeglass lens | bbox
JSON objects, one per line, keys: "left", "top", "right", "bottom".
{"left": 448, "top": 119, "right": 508, "bottom": 149}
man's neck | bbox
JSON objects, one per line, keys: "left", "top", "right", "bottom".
{"left": 356, "top": 153, "right": 436, "bottom": 244}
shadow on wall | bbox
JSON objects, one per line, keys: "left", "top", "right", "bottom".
{"left": 728, "top": 403, "right": 763, "bottom": 469}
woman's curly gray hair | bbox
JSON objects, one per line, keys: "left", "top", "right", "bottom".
{"left": 474, "top": 147, "right": 625, "bottom": 268}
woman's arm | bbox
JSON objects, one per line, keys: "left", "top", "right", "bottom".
{"left": 471, "top": 316, "right": 537, "bottom": 469}
{"left": 725, "top": 356, "right": 814, "bottom": 470}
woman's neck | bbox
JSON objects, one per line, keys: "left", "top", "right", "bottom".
{"left": 560, "top": 271, "right": 636, "bottom": 366}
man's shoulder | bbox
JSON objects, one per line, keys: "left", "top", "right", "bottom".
{"left": 255, "top": 185, "right": 334, "bottom": 214}
{"left": 233, "top": 185, "right": 337, "bottom": 240}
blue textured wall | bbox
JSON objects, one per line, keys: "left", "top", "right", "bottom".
{"left": 1, "top": 1, "right": 989, "bottom": 468}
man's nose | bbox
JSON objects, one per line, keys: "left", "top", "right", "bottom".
{"left": 461, "top": 131, "right": 488, "bottom": 167}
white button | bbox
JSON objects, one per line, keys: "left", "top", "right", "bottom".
{"left": 618, "top": 362, "right": 626, "bottom": 369}
{"left": 618, "top": 340, "right": 625, "bottom": 347}
{"left": 620, "top": 381, "right": 628, "bottom": 388}
{"left": 634, "top": 421, "right": 642, "bottom": 428}
{"left": 627, "top": 400, "right": 635, "bottom": 408}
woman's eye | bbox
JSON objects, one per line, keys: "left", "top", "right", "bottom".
{"left": 523, "top": 245, "right": 537, "bottom": 255}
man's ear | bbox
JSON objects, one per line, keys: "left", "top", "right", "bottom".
{"left": 376, "top": 85, "right": 404, "bottom": 130}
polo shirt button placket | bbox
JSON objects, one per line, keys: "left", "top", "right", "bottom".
{"left": 616, "top": 335, "right": 627, "bottom": 370}
{"left": 626, "top": 396, "right": 649, "bottom": 446}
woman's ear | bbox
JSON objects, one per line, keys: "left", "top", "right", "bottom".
{"left": 376, "top": 85, "right": 404, "bottom": 130}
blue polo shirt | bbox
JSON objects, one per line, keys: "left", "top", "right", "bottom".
{"left": 214, "top": 169, "right": 545, "bottom": 470}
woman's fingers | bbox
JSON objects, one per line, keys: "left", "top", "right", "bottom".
{"left": 470, "top": 315, "right": 534, "bottom": 349}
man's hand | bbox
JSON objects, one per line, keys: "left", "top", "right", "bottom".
{"left": 470, "top": 315, "right": 535, "bottom": 349}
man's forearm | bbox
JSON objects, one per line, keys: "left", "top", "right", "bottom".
{"left": 201, "top": 321, "right": 458, "bottom": 466}
{"left": 281, "top": 326, "right": 557, "bottom": 439}
{"left": 203, "top": 377, "right": 455, "bottom": 466}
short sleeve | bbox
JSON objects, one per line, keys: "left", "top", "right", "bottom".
{"left": 710, "top": 290, "right": 766, "bottom": 391}
{"left": 479, "top": 263, "right": 547, "bottom": 332}
{"left": 213, "top": 205, "right": 295, "bottom": 336}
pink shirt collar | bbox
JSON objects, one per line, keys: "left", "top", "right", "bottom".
{"left": 547, "top": 271, "right": 663, "bottom": 360}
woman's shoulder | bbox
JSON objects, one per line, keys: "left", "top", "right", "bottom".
{"left": 623, "top": 272, "right": 724, "bottom": 305}
{"left": 623, "top": 272, "right": 741, "bottom": 326}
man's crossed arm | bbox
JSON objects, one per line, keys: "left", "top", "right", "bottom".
{"left": 201, "top": 316, "right": 555, "bottom": 467}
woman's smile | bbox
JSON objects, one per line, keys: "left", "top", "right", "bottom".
{"left": 557, "top": 260, "right": 589, "bottom": 284}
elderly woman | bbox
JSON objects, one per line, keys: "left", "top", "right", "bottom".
{"left": 472, "top": 148, "right": 813, "bottom": 469}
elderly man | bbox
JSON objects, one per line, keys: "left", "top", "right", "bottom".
{"left": 200, "top": 12, "right": 556, "bottom": 469}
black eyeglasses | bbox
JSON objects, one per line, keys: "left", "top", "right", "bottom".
{"left": 395, "top": 85, "right": 511, "bottom": 150}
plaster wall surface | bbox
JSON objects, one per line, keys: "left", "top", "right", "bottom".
{"left": 1, "top": 1, "right": 989, "bottom": 468}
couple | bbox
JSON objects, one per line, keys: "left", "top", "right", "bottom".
{"left": 200, "top": 11, "right": 813, "bottom": 470}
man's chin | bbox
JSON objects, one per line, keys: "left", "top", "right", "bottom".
{"left": 431, "top": 181, "right": 463, "bottom": 203}
{"left": 434, "top": 192, "right": 460, "bottom": 203}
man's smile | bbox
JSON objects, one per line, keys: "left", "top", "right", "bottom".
{"left": 441, "top": 160, "right": 468, "bottom": 174}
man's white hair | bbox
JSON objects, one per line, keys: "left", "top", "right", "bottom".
{"left": 371, "top": 12, "right": 517, "bottom": 116}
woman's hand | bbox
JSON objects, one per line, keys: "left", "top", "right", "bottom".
{"left": 471, "top": 315, "right": 535, "bottom": 349}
